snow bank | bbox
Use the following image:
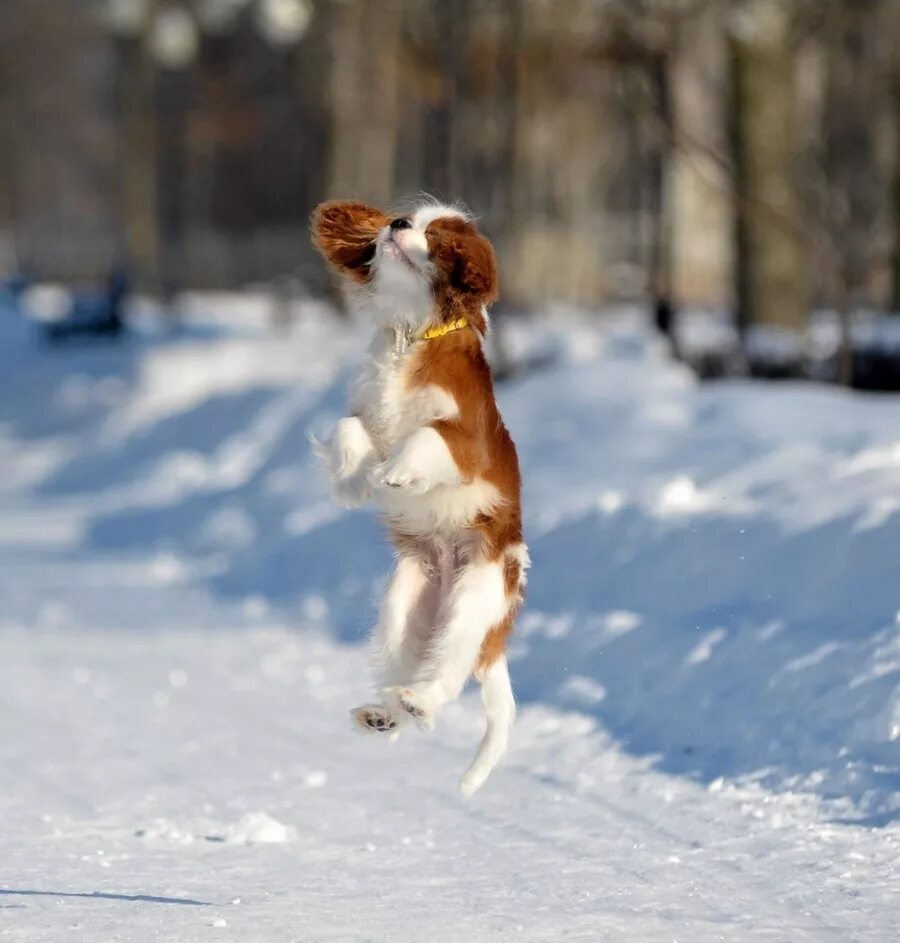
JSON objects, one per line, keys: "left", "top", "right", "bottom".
{"left": 1, "top": 294, "right": 897, "bottom": 821}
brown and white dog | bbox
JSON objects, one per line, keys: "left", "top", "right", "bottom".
{"left": 310, "top": 199, "right": 528, "bottom": 795}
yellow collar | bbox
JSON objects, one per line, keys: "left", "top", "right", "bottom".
{"left": 420, "top": 317, "right": 468, "bottom": 341}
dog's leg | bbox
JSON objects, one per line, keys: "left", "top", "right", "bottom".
{"left": 372, "top": 554, "right": 435, "bottom": 687}
{"left": 311, "top": 416, "right": 377, "bottom": 507}
{"left": 387, "top": 559, "right": 508, "bottom": 728}
{"left": 351, "top": 553, "right": 435, "bottom": 734}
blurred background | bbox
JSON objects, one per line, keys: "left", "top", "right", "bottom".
{"left": 2, "top": 0, "right": 900, "bottom": 384}
{"left": 1, "top": 5, "right": 898, "bottom": 916}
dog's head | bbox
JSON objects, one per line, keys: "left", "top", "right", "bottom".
{"left": 311, "top": 200, "right": 498, "bottom": 327}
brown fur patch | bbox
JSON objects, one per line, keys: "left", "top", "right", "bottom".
{"left": 476, "top": 607, "right": 518, "bottom": 675}
{"left": 406, "top": 217, "right": 523, "bottom": 671}
{"left": 425, "top": 216, "right": 499, "bottom": 306}
{"left": 408, "top": 331, "right": 521, "bottom": 547}
{"left": 311, "top": 200, "right": 391, "bottom": 283}
{"left": 503, "top": 555, "right": 522, "bottom": 598}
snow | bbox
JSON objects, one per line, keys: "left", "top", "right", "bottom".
{"left": 0, "top": 294, "right": 898, "bottom": 940}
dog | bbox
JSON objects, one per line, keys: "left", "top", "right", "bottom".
{"left": 310, "top": 199, "right": 528, "bottom": 795}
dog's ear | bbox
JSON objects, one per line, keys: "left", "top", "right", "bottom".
{"left": 454, "top": 230, "right": 498, "bottom": 299}
{"left": 311, "top": 201, "right": 391, "bottom": 282}
{"left": 426, "top": 222, "right": 498, "bottom": 302}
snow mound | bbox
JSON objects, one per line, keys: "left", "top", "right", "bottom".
{"left": 135, "top": 819, "right": 197, "bottom": 845}
{"left": 137, "top": 812, "right": 297, "bottom": 845}
{"left": 216, "top": 812, "right": 297, "bottom": 845}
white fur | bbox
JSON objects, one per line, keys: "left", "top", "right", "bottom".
{"left": 311, "top": 415, "right": 377, "bottom": 507}
{"left": 371, "top": 554, "right": 436, "bottom": 688}
{"left": 362, "top": 220, "right": 434, "bottom": 334}
{"left": 377, "top": 478, "right": 501, "bottom": 538}
{"left": 395, "top": 558, "right": 509, "bottom": 716}
{"left": 390, "top": 226, "right": 430, "bottom": 262}
{"left": 315, "top": 200, "right": 519, "bottom": 793}
{"left": 410, "top": 204, "right": 469, "bottom": 230}
{"left": 368, "top": 248, "right": 433, "bottom": 333}
{"left": 331, "top": 327, "right": 503, "bottom": 538}
{"left": 373, "top": 426, "right": 462, "bottom": 494}
{"left": 352, "top": 337, "right": 458, "bottom": 452}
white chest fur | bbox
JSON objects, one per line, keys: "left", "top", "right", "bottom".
{"left": 344, "top": 331, "right": 499, "bottom": 537}
{"left": 350, "top": 331, "right": 457, "bottom": 458}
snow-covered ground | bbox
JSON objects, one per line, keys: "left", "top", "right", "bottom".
{"left": 0, "top": 294, "right": 897, "bottom": 941}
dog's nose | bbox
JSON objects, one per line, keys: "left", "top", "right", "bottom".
{"left": 389, "top": 217, "right": 411, "bottom": 232}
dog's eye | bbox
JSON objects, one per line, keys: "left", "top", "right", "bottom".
{"left": 389, "top": 218, "right": 411, "bottom": 231}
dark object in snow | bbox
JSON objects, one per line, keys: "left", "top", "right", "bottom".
{"left": 849, "top": 345, "right": 900, "bottom": 392}
{"left": 672, "top": 309, "right": 900, "bottom": 390}
{"left": 671, "top": 308, "right": 745, "bottom": 379}
{"left": 808, "top": 313, "right": 900, "bottom": 391}
{"left": 745, "top": 353, "right": 806, "bottom": 381}
{"left": 742, "top": 325, "right": 806, "bottom": 381}
{"left": 654, "top": 297, "right": 674, "bottom": 339}
{"left": 44, "top": 268, "right": 129, "bottom": 343}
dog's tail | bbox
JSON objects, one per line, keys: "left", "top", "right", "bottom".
{"left": 459, "top": 655, "right": 516, "bottom": 796}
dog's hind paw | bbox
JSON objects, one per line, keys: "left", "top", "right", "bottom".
{"left": 385, "top": 687, "right": 436, "bottom": 730}
{"left": 351, "top": 704, "right": 398, "bottom": 734}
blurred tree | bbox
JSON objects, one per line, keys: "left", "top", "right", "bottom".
{"left": 727, "top": 0, "right": 808, "bottom": 351}
{"left": 109, "top": 9, "right": 158, "bottom": 290}
{"left": 0, "top": 9, "right": 21, "bottom": 272}
{"left": 818, "top": 0, "right": 886, "bottom": 384}
{"left": 891, "top": 8, "right": 900, "bottom": 315}
{"left": 1, "top": 0, "right": 899, "bottom": 362}
{"left": 325, "top": 0, "right": 403, "bottom": 208}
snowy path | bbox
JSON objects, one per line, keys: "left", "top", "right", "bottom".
{"left": 1, "top": 300, "right": 898, "bottom": 940}
{"left": 1, "top": 556, "right": 897, "bottom": 942}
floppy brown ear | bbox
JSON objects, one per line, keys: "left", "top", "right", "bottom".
{"left": 428, "top": 228, "right": 499, "bottom": 301}
{"left": 311, "top": 201, "right": 390, "bottom": 282}
{"left": 426, "top": 225, "right": 498, "bottom": 302}
{"left": 455, "top": 231, "right": 498, "bottom": 299}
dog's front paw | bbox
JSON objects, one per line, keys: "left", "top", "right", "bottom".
{"left": 369, "top": 458, "right": 430, "bottom": 495}
{"left": 369, "top": 427, "right": 463, "bottom": 496}
{"left": 312, "top": 417, "right": 378, "bottom": 507}
{"left": 331, "top": 417, "right": 374, "bottom": 477}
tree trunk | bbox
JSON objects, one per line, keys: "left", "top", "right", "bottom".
{"left": 0, "top": 25, "right": 22, "bottom": 272}
{"left": 648, "top": 53, "right": 674, "bottom": 338}
{"left": 325, "top": 0, "right": 403, "bottom": 208}
{"left": 821, "top": 1, "right": 884, "bottom": 385}
{"left": 728, "top": 0, "right": 807, "bottom": 338}
{"left": 891, "top": 52, "right": 900, "bottom": 314}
